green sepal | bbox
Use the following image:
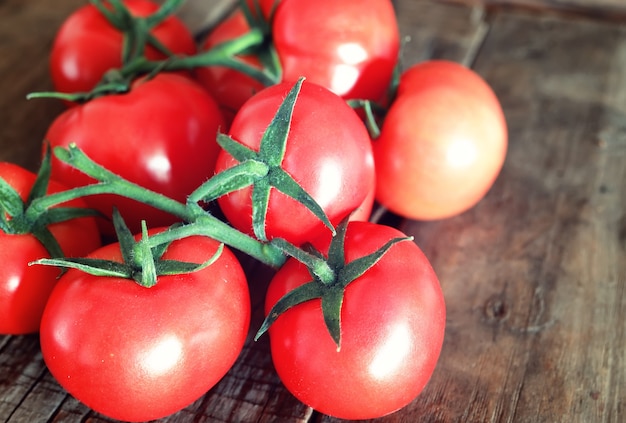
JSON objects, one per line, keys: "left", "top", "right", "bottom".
{"left": 0, "top": 177, "right": 24, "bottom": 220}
{"left": 38, "top": 207, "right": 102, "bottom": 226}
{"left": 31, "top": 257, "right": 132, "bottom": 278}
{"left": 31, "top": 226, "right": 65, "bottom": 260}
{"left": 256, "top": 217, "right": 414, "bottom": 349}
{"left": 188, "top": 158, "right": 268, "bottom": 204}
{"left": 32, "top": 210, "right": 225, "bottom": 287}
{"left": 27, "top": 142, "right": 53, "bottom": 205}
{"left": 254, "top": 280, "right": 324, "bottom": 342}
{"left": 215, "top": 78, "right": 334, "bottom": 242}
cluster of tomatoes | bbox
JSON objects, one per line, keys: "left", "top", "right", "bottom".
{"left": 0, "top": 0, "right": 508, "bottom": 421}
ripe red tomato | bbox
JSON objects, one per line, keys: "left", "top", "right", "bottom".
{"left": 195, "top": 10, "right": 266, "bottom": 126}
{"left": 45, "top": 73, "right": 225, "bottom": 234}
{"left": 214, "top": 80, "right": 375, "bottom": 246}
{"left": 50, "top": 0, "right": 197, "bottom": 95}
{"left": 0, "top": 163, "right": 101, "bottom": 335}
{"left": 272, "top": 0, "right": 399, "bottom": 103}
{"left": 264, "top": 221, "right": 446, "bottom": 419}
{"left": 374, "top": 60, "right": 508, "bottom": 220}
{"left": 40, "top": 232, "right": 250, "bottom": 422}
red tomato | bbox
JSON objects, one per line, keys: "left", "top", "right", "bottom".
{"left": 0, "top": 163, "right": 101, "bottom": 334}
{"left": 272, "top": 0, "right": 399, "bottom": 103}
{"left": 195, "top": 10, "right": 266, "bottom": 126}
{"left": 374, "top": 60, "right": 508, "bottom": 220}
{"left": 214, "top": 80, "right": 375, "bottom": 246}
{"left": 40, "top": 232, "right": 250, "bottom": 422}
{"left": 50, "top": 0, "right": 197, "bottom": 95}
{"left": 264, "top": 221, "right": 446, "bottom": 419}
{"left": 45, "top": 73, "right": 225, "bottom": 234}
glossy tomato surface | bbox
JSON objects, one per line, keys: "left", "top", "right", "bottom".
{"left": 45, "top": 73, "right": 225, "bottom": 234}
{"left": 50, "top": 0, "right": 196, "bottom": 95}
{"left": 215, "top": 80, "right": 375, "bottom": 246}
{"left": 374, "top": 60, "right": 508, "bottom": 220}
{"left": 264, "top": 221, "right": 446, "bottom": 419}
{"left": 272, "top": 0, "right": 399, "bottom": 102}
{"left": 40, "top": 233, "right": 250, "bottom": 422}
{"left": 0, "top": 163, "right": 101, "bottom": 334}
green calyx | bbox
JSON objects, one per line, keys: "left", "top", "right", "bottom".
{"left": 32, "top": 209, "right": 222, "bottom": 288}
{"left": 0, "top": 144, "right": 100, "bottom": 259}
{"left": 254, "top": 217, "right": 413, "bottom": 350}
{"left": 91, "top": 0, "right": 184, "bottom": 64}
{"left": 189, "top": 77, "right": 335, "bottom": 242}
{"left": 27, "top": 0, "right": 281, "bottom": 103}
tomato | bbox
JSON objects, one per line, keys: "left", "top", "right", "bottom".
{"left": 50, "top": 0, "right": 197, "bottom": 95}
{"left": 374, "top": 60, "right": 508, "bottom": 220}
{"left": 264, "top": 221, "right": 446, "bottom": 419}
{"left": 39, "top": 232, "right": 250, "bottom": 422}
{"left": 272, "top": 0, "right": 400, "bottom": 103}
{"left": 45, "top": 73, "right": 225, "bottom": 234}
{"left": 195, "top": 10, "right": 266, "bottom": 126}
{"left": 0, "top": 163, "right": 101, "bottom": 335}
{"left": 214, "top": 80, "right": 375, "bottom": 246}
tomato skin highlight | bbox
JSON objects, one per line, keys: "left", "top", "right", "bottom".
{"left": 39, "top": 233, "right": 250, "bottom": 422}
{"left": 265, "top": 222, "right": 446, "bottom": 420}
{"left": 215, "top": 81, "right": 375, "bottom": 246}
{"left": 45, "top": 73, "right": 225, "bottom": 234}
{"left": 374, "top": 60, "right": 508, "bottom": 220}
{"left": 272, "top": 0, "right": 400, "bottom": 103}
{"left": 0, "top": 163, "right": 101, "bottom": 335}
{"left": 50, "top": 0, "right": 197, "bottom": 96}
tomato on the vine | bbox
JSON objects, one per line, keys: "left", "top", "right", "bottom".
{"left": 264, "top": 221, "right": 446, "bottom": 420}
{"left": 45, "top": 73, "right": 225, "bottom": 234}
{"left": 272, "top": 0, "right": 400, "bottom": 103}
{"left": 0, "top": 163, "right": 101, "bottom": 335}
{"left": 40, "top": 232, "right": 250, "bottom": 422}
{"left": 50, "top": 0, "right": 196, "bottom": 95}
{"left": 214, "top": 80, "right": 375, "bottom": 246}
{"left": 374, "top": 60, "right": 508, "bottom": 220}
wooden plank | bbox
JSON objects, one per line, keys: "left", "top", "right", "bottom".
{"left": 438, "top": 0, "right": 626, "bottom": 21}
{"left": 359, "top": 8, "right": 625, "bottom": 423}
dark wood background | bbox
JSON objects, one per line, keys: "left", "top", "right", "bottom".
{"left": 0, "top": 0, "right": 624, "bottom": 422}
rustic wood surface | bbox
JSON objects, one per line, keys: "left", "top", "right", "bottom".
{"left": 1, "top": 0, "right": 624, "bottom": 422}
{"left": 438, "top": 0, "right": 626, "bottom": 21}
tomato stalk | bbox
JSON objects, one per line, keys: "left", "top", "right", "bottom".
{"left": 30, "top": 79, "right": 337, "bottom": 270}
{"left": 28, "top": 144, "right": 286, "bottom": 268}
{"left": 122, "top": 26, "right": 278, "bottom": 85}
{"left": 347, "top": 99, "right": 386, "bottom": 140}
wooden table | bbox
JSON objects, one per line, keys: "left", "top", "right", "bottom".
{"left": 1, "top": 0, "right": 624, "bottom": 421}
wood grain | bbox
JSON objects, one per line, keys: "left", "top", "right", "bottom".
{"left": 438, "top": 0, "right": 626, "bottom": 21}
{"left": 0, "top": 0, "right": 624, "bottom": 422}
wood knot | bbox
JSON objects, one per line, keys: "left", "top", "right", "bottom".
{"left": 483, "top": 295, "right": 509, "bottom": 322}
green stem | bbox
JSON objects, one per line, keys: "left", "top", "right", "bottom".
{"left": 120, "top": 27, "right": 278, "bottom": 86}
{"left": 33, "top": 145, "right": 286, "bottom": 268}
{"left": 27, "top": 145, "right": 189, "bottom": 221}
{"left": 347, "top": 99, "right": 385, "bottom": 140}
{"left": 143, "top": 217, "right": 286, "bottom": 268}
